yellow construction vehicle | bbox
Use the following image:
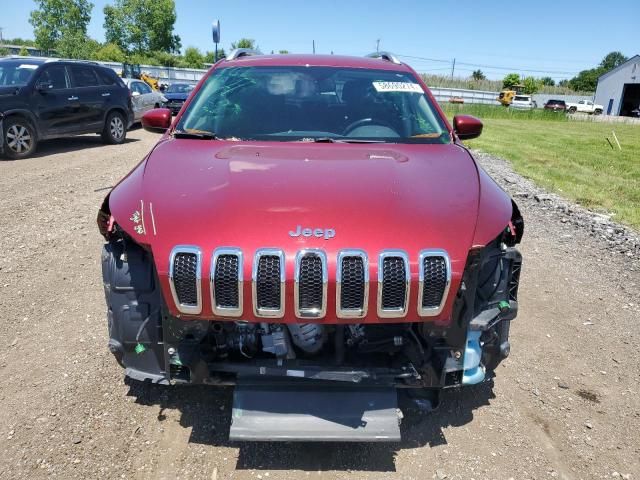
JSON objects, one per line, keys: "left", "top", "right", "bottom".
{"left": 498, "top": 84, "right": 524, "bottom": 106}
{"left": 120, "top": 63, "right": 160, "bottom": 91}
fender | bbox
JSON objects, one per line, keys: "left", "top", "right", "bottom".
{"left": 0, "top": 108, "right": 42, "bottom": 139}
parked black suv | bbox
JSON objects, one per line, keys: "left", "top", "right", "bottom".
{"left": 0, "top": 58, "right": 134, "bottom": 159}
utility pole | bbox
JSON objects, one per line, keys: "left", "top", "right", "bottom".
{"left": 312, "top": 40, "right": 315, "bottom": 54}
{"left": 451, "top": 58, "right": 456, "bottom": 78}
{"left": 376, "top": 39, "right": 380, "bottom": 52}
{"left": 0, "top": 27, "right": 4, "bottom": 45}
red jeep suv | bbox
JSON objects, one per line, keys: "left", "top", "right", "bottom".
{"left": 98, "top": 51, "right": 523, "bottom": 442}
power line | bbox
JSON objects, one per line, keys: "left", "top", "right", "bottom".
{"left": 396, "top": 52, "right": 580, "bottom": 76}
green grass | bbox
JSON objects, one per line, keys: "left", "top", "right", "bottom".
{"left": 458, "top": 117, "right": 640, "bottom": 229}
{"left": 441, "top": 103, "right": 569, "bottom": 121}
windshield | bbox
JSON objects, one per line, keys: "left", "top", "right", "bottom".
{"left": 177, "top": 66, "right": 450, "bottom": 143}
{"left": 0, "top": 62, "right": 40, "bottom": 87}
{"left": 167, "top": 83, "right": 194, "bottom": 93}
{"left": 514, "top": 96, "right": 530, "bottom": 102}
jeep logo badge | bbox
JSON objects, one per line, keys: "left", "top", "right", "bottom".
{"left": 289, "top": 225, "right": 336, "bottom": 240}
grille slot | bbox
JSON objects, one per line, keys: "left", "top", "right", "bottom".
{"left": 418, "top": 250, "right": 451, "bottom": 316}
{"left": 211, "top": 248, "right": 243, "bottom": 317}
{"left": 169, "top": 246, "right": 202, "bottom": 315}
{"left": 377, "top": 251, "right": 409, "bottom": 318}
{"left": 252, "top": 249, "right": 285, "bottom": 317}
{"left": 295, "top": 250, "right": 327, "bottom": 318}
{"left": 337, "top": 250, "right": 368, "bottom": 318}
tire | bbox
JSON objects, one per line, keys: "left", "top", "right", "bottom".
{"left": 594, "top": 109, "right": 602, "bottom": 115}
{"left": 568, "top": 107, "right": 577, "bottom": 114}
{"left": 2, "top": 116, "right": 37, "bottom": 160}
{"left": 101, "top": 111, "right": 127, "bottom": 144}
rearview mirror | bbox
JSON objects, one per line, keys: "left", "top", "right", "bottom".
{"left": 131, "top": 91, "right": 141, "bottom": 97}
{"left": 453, "top": 115, "right": 483, "bottom": 140}
{"left": 142, "top": 108, "right": 172, "bottom": 133}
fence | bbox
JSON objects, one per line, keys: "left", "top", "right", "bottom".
{"left": 97, "top": 61, "right": 208, "bottom": 85}
{"left": 430, "top": 86, "right": 593, "bottom": 107}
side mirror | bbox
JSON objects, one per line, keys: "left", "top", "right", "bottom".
{"left": 142, "top": 108, "right": 172, "bottom": 133}
{"left": 453, "top": 115, "right": 483, "bottom": 140}
{"left": 131, "top": 90, "right": 141, "bottom": 97}
{"left": 36, "top": 80, "right": 53, "bottom": 92}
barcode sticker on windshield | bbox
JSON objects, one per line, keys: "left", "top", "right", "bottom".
{"left": 372, "top": 82, "right": 423, "bottom": 93}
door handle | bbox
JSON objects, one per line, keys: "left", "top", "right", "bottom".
{"left": 101, "top": 93, "right": 111, "bottom": 97}
{"left": 68, "top": 96, "right": 79, "bottom": 101}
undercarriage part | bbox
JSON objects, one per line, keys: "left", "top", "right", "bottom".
{"left": 462, "top": 330, "right": 485, "bottom": 384}
{"left": 261, "top": 323, "right": 296, "bottom": 359}
{"left": 230, "top": 384, "right": 401, "bottom": 442}
{"left": 287, "top": 323, "right": 326, "bottom": 354}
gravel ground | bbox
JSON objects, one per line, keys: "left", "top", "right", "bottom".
{"left": 0, "top": 129, "right": 638, "bottom": 480}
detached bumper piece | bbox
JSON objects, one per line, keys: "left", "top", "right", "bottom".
{"left": 230, "top": 383, "right": 401, "bottom": 442}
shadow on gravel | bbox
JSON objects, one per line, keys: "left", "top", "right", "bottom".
{"left": 125, "top": 379, "right": 495, "bottom": 473}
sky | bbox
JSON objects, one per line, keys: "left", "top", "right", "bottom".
{"left": 2, "top": 0, "right": 639, "bottom": 80}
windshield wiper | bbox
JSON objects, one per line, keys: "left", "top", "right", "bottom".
{"left": 173, "top": 129, "right": 218, "bottom": 140}
{"left": 309, "top": 137, "right": 385, "bottom": 144}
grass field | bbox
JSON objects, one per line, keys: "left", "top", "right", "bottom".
{"left": 448, "top": 111, "right": 640, "bottom": 229}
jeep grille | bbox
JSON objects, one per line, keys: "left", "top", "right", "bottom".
{"left": 417, "top": 250, "right": 451, "bottom": 316}
{"left": 169, "top": 246, "right": 202, "bottom": 315}
{"left": 211, "top": 248, "right": 243, "bottom": 317}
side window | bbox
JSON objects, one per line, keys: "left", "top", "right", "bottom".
{"left": 96, "top": 68, "right": 116, "bottom": 86}
{"left": 69, "top": 65, "right": 99, "bottom": 88}
{"left": 138, "top": 82, "right": 152, "bottom": 94}
{"left": 130, "top": 82, "right": 141, "bottom": 94}
{"left": 37, "top": 65, "right": 68, "bottom": 90}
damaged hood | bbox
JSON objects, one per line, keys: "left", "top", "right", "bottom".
{"left": 107, "top": 137, "right": 512, "bottom": 322}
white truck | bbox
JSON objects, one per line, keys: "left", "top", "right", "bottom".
{"left": 566, "top": 100, "right": 603, "bottom": 115}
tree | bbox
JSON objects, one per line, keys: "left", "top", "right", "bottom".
{"left": 230, "top": 38, "right": 257, "bottom": 50}
{"left": 521, "top": 76, "right": 540, "bottom": 94}
{"left": 471, "top": 69, "right": 485, "bottom": 81}
{"left": 557, "top": 79, "right": 569, "bottom": 88}
{"left": 0, "top": 47, "right": 9, "bottom": 57}
{"left": 29, "top": 0, "right": 93, "bottom": 53}
{"left": 204, "top": 49, "right": 226, "bottom": 63}
{"left": 93, "top": 43, "right": 126, "bottom": 62}
{"left": 568, "top": 51, "right": 629, "bottom": 92}
{"left": 56, "top": 31, "right": 99, "bottom": 59}
{"left": 502, "top": 73, "right": 521, "bottom": 89}
{"left": 599, "top": 51, "right": 628, "bottom": 70}
{"left": 540, "top": 76, "right": 555, "bottom": 86}
{"left": 104, "top": 0, "right": 181, "bottom": 54}
{"left": 19, "top": 46, "right": 30, "bottom": 56}
{"left": 182, "top": 46, "right": 204, "bottom": 68}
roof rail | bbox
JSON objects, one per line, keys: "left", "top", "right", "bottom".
{"left": 226, "top": 48, "right": 261, "bottom": 61}
{"left": 365, "top": 51, "right": 402, "bottom": 65}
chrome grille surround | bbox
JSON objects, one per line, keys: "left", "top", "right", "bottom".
{"left": 336, "top": 249, "right": 369, "bottom": 318}
{"left": 294, "top": 249, "right": 328, "bottom": 319}
{"left": 210, "top": 247, "right": 243, "bottom": 317}
{"left": 417, "top": 249, "right": 451, "bottom": 317}
{"left": 252, "top": 248, "right": 285, "bottom": 318}
{"left": 377, "top": 250, "right": 410, "bottom": 318}
{"left": 168, "top": 245, "right": 202, "bottom": 315}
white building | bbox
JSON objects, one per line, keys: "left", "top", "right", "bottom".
{"left": 595, "top": 54, "right": 640, "bottom": 116}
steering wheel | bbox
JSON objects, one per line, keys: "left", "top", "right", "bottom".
{"left": 343, "top": 117, "right": 397, "bottom": 136}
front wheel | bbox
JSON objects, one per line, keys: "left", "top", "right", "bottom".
{"left": 568, "top": 107, "right": 577, "bottom": 114}
{"left": 594, "top": 109, "right": 602, "bottom": 115}
{"left": 2, "top": 117, "right": 37, "bottom": 160}
{"left": 101, "top": 111, "right": 127, "bottom": 145}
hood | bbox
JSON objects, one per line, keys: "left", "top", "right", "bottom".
{"left": 163, "top": 92, "right": 188, "bottom": 101}
{"left": 108, "top": 139, "right": 512, "bottom": 323}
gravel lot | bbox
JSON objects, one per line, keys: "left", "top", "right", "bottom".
{"left": 0, "top": 128, "right": 638, "bottom": 480}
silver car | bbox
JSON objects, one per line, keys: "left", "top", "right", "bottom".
{"left": 123, "top": 78, "right": 167, "bottom": 123}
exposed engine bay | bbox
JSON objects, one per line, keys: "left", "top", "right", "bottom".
{"left": 102, "top": 219, "right": 522, "bottom": 391}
